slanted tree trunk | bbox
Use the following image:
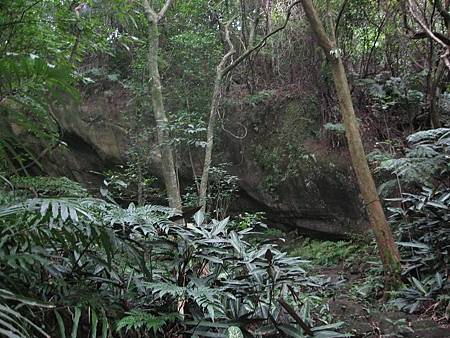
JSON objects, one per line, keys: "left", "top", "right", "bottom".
{"left": 143, "top": 0, "right": 182, "bottom": 210}
{"left": 301, "top": 0, "right": 401, "bottom": 289}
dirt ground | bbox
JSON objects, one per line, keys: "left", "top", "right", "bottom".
{"left": 319, "top": 266, "right": 450, "bottom": 338}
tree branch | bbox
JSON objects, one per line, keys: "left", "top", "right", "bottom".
{"left": 429, "top": 0, "right": 450, "bottom": 25}
{"left": 142, "top": 0, "right": 158, "bottom": 23}
{"left": 222, "top": 0, "right": 302, "bottom": 76}
{"left": 157, "top": 0, "right": 173, "bottom": 21}
{"left": 408, "top": 0, "right": 450, "bottom": 70}
{"left": 142, "top": 0, "right": 172, "bottom": 23}
{"left": 334, "top": 0, "right": 349, "bottom": 41}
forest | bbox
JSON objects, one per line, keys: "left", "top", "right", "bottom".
{"left": 0, "top": 0, "right": 449, "bottom": 337}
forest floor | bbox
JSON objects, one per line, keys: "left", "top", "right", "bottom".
{"left": 319, "top": 265, "right": 449, "bottom": 337}
{"left": 278, "top": 233, "right": 450, "bottom": 338}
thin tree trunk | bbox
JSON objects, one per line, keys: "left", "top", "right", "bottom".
{"left": 199, "top": 22, "right": 235, "bottom": 212}
{"left": 428, "top": 8, "right": 450, "bottom": 129}
{"left": 429, "top": 59, "right": 444, "bottom": 128}
{"left": 143, "top": 0, "right": 182, "bottom": 210}
{"left": 198, "top": 2, "right": 301, "bottom": 212}
{"left": 301, "top": 0, "right": 401, "bottom": 288}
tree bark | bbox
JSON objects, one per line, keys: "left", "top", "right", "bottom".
{"left": 198, "top": 2, "right": 301, "bottom": 212}
{"left": 143, "top": 0, "right": 182, "bottom": 210}
{"left": 199, "top": 21, "right": 235, "bottom": 212}
{"left": 429, "top": 59, "right": 444, "bottom": 128}
{"left": 301, "top": 0, "right": 401, "bottom": 288}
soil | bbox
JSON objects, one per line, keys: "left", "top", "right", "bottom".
{"left": 317, "top": 265, "right": 450, "bottom": 338}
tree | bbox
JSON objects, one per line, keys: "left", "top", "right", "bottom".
{"left": 198, "top": 1, "right": 301, "bottom": 212}
{"left": 403, "top": 0, "right": 450, "bottom": 128}
{"left": 142, "top": 0, "right": 182, "bottom": 210}
{"left": 198, "top": 20, "right": 235, "bottom": 212}
{"left": 300, "top": 0, "right": 402, "bottom": 289}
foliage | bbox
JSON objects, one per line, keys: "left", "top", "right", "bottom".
{"left": 360, "top": 75, "right": 424, "bottom": 118}
{"left": 206, "top": 163, "right": 239, "bottom": 219}
{"left": 387, "top": 187, "right": 449, "bottom": 315}
{"left": 103, "top": 164, "right": 159, "bottom": 204}
{"left": 7, "top": 176, "right": 88, "bottom": 198}
{"left": 235, "top": 211, "right": 266, "bottom": 230}
{"left": 373, "top": 128, "right": 450, "bottom": 193}
{"left": 0, "top": 53, "right": 77, "bottom": 173}
{"left": 243, "top": 90, "right": 277, "bottom": 106}
{"left": 3, "top": 0, "right": 450, "bottom": 334}
{"left": 373, "top": 128, "right": 450, "bottom": 318}
{"left": 323, "top": 122, "right": 346, "bottom": 135}
{"left": 0, "top": 179, "right": 348, "bottom": 337}
{"left": 116, "top": 311, "right": 179, "bottom": 335}
{"left": 0, "top": 288, "right": 52, "bottom": 338}
{"left": 289, "top": 238, "right": 364, "bottom": 266}
{"left": 183, "top": 163, "right": 238, "bottom": 219}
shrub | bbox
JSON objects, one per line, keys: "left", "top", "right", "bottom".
{"left": 0, "top": 187, "right": 346, "bottom": 337}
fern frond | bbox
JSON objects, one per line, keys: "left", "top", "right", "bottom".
{"left": 115, "top": 310, "right": 179, "bottom": 334}
{"left": 407, "top": 128, "right": 450, "bottom": 144}
{"left": 146, "top": 282, "right": 186, "bottom": 299}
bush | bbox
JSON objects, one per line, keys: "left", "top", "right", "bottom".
{"left": 387, "top": 187, "right": 449, "bottom": 315}
{"left": 0, "top": 187, "right": 346, "bottom": 337}
{"left": 377, "top": 128, "right": 450, "bottom": 317}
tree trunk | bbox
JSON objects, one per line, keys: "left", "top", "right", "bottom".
{"left": 198, "top": 4, "right": 299, "bottom": 212}
{"left": 198, "top": 21, "right": 235, "bottom": 212}
{"left": 429, "top": 59, "right": 444, "bottom": 128}
{"left": 198, "top": 70, "right": 223, "bottom": 212}
{"left": 301, "top": 0, "right": 401, "bottom": 288}
{"left": 144, "top": 1, "right": 182, "bottom": 210}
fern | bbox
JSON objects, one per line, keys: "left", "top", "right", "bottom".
{"left": 406, "top": 128, "right": 450, "bottom": 144}
{"left": 115, "top": 311, "right": 179, "bottom": 334}
{"left": 103, "top": 203, "right": 174, "bottom": 229}
{"left": 146, "top": 282, "right": 186, "bottom": 299}
{"left": 377, "top": 128, "right": 450, "bottom": 187}
{"left": 187, "top": 281, "right": 225, "bottom": 321}
{"left": 0, "top": 197, "right": 95, "bottom": 224}
{"left": 9, "top": 176, "right": 88, "bottom": 198}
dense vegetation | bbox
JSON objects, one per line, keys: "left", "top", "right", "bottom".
{"left": 0, "top": 0, "right": 449, "bottom": 337}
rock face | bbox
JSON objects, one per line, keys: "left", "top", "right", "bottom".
{"left": 29, "top": 85, "right": 367, "bottom": 236}
{"left": 221, "top": 90, "right": 366, "bottom": 236}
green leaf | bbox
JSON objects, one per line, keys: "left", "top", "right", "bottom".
{"left": 55, "top": 310, "right": 67, "bottom": 338}
{"left": 226, "top": 326, "right": 243, "bottom": 338}
{"left": 90, "top": 310, "right": 98, "bottom": 338}
{"left": 278, "top": 324, "right": 304, "bottom": 338}
{"left": 71, "top": 307, "right": 82, "bottom": 338}
{"left": 313, "top": 331, "right": 352, "bottom": 338}
{"left": 396, "top": 242, "right": 429, "bottom": 250}
{"left": 435, "top": 272, "right": 443, "bottom": 288}
{"left": 411, "top": 277, "right": 427, "bottom": 295}
{"left": 60, "top": 204, "right": 69, "bottom": 222}
{"left": 194, "top": 210, "right": 204, "bottom": 226}
{"left": 312, "top": 322, "right": 344, "bottom": 331}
